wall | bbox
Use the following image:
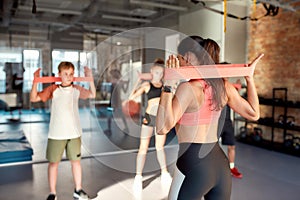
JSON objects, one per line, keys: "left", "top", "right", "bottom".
{"left": 143, "top": 27, "right": 181, "bottom": 66}
{"left": 179, "top": 2, "right": 248, "bottom": 64}
{"left": 248, "top": 4, "right": 300, "bottom": 101}
{"left": 224, "top": 2, "right": 248, "bottom": 63}
{"left": 248, "top": 3, "right": 300, "bottom": 139}
{"left": 179, "top": 3, "right": 224, "bottom": 61}
{"left": 179, "top": 3, "right": 223, "bottom": 43}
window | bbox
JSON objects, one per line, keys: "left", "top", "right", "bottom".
{"left": 23, "top": 49, "right": 41, "bottom": 92}
{"left": 52, "top": 50, "right": 79, "bottom": 76}
{"left": 0, "top": 48, "right": 22, "bottom": 93}
{"left": 52, "top": 49, "right": 97, "bottom": 88}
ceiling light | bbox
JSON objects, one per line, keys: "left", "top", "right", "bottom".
{"left": 18, "top": 5, "right": 82, "bottom": 15}
{"left": 83, "top": 24, "right": 129, "bottom": 32}
{"left": 102, "top": 14, "right": 151, "bottom": 23}
{"left": 130, "top": 0, "right": 188, "bottom": 11}
{"left": 130, "top": 8, "right": 157, "bottom": 17}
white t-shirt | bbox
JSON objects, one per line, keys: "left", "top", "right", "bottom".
{"left": 38, "top": 84, "right": 90, "bottom": 140}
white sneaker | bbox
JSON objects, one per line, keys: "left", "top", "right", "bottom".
{"left": 160, "top": 172, "right": 172, "bottom": 188}
{"left": 73, "top": 189, "right": 89, "bottom": 200}
{"left": 133, "top": 175, "right": 143, "bottom": 195}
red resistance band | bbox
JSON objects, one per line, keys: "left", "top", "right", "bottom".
{"left": 33, "top": 77, "right": 93, "bottom": 83}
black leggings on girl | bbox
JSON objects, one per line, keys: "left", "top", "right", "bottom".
{"left": 169, "top": 142, "right": 231, "bottom": 200}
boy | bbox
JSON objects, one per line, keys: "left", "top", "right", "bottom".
{"left": 30, "top": 62, "right": 96, "bottom": 200}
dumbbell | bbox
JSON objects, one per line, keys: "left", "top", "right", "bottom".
{"left": 277, "top": 115, "right": 296, "bottom": 126}
{"left": 286, "top": 116, "right": 295, "bottom": 127}
{"left": 293, "top": 137, "right": 300, "bottom": 151}
{"left": 252, "top": 127, "right": 263, "bottom": 142}
{"left": 239, "top": 126, "right": 247, "bottom": 139}
{"left": 277, "top": 114, "right": 285, "bottom": 125}
{"left": 283, "top": 133, "right": 294, "bottom": 148}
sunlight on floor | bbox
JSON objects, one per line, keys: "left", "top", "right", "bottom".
{"left": 93, "top": 174, "right": 170, "bottom": 200}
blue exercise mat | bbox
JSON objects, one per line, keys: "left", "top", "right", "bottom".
{"left": 0, "top": 130, "right": 33, "bottom": 164}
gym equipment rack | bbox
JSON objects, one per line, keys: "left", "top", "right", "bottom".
{"left": 234, "top": 88, "right": 300, "bottom": 157}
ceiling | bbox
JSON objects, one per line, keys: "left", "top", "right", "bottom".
{"left": 0, "top": 0, "right": 299, "bottom": 44}
{"left": 0, "top": 0, "right": 196, "bottom": 40}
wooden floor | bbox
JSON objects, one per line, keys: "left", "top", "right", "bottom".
{"left": 0, "top": 108, "right": 300, "bottom": 200}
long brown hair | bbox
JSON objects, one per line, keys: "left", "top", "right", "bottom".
{"left": 178, "top": 36, "right": 226, "bottom": 111}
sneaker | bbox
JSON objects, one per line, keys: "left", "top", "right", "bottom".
{"left": 46, "top": 194, "right": 57, "bottom": 200}
{"left": 132, "top": 175, "right": 143, "bottom": 195}
{"left": 73, "top": 189, "right": 89, "bottom": 200}
{"left": 160, "top": 172, "right": 172, "bottom": 187}
{"left": 231, "top": 167, "right": 243, "bottom": 178}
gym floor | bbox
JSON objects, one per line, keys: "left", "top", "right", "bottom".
{"left": 0, "top": 107, "right": 300, "bottom": 200}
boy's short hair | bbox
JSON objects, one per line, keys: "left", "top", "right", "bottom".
{"left": 153, "top": 58, "right": 164, "bottom": 67}
{"left": 58, "top": 61, "right": 75, "bottom": 72}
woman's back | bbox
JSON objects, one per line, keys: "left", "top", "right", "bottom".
{"left": 174, "top": 80, "right": 222, "bottom": 144}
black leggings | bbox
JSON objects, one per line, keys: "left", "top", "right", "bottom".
{"left": 142, "top": 113, "right": 156, "bottom": 127}
{"left": 175, "top": 142, "right": 231, "bottom": 200}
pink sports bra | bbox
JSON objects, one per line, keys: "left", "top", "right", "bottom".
{"left": 177, "top": 79, "right": 221, "bottom": 126}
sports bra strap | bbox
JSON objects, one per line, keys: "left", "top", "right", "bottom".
{"left": 177, "top": 79, "right": 221, "bottom": 125}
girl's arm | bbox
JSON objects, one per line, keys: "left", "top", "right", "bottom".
{"left": 129, "top": 81, "right": 148, "bottom": 100}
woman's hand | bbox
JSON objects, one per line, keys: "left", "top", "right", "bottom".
{"left": 245, "top": 53, "right": 264, "bottom": 80}
{"left": 166, "top": 55, "right": 180, "bottom": 69}
{"left": 164, "top": 55, "right": 180, "bottom": 87}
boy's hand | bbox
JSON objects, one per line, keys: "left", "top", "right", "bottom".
{"left": 33, "top": 68, "right": 41, "bottom": 78}
{"left": 84, "top": 66, "right": 93, "bottom": 77}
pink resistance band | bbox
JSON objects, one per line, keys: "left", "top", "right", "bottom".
{"left": 134, "top": 64, "right": 253, "bottom": 81}
{"left": 137, "top": 64, "right": 251, "bottom": 80}
{"left": 33, "top": 77, "right": 93, "bottom": 83}
{"left": 164, "top": 54, "right": 264, "bottom": 80}
{"left": 142, "top": 54, "right": 263, "bottom": 80}
{"left": 164, "top": 63, "right": 254, "bottom": 80}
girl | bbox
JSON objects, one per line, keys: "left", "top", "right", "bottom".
{"left": 130, "top": 58, "right": 172, "bottom": 195}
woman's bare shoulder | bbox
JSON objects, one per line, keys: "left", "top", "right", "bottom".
{"left": 176, "top": 80, "right": 204, "bottom": 96}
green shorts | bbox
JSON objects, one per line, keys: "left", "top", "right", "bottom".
{"left": 46, "top": 137, "right": 81, "bottom": 163}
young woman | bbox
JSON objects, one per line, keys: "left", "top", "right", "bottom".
{"left": 130, "top": 58, "right": 172, "bottom": 194}
{"left": 156, "top": 36, "right": 262, "bottom": 200}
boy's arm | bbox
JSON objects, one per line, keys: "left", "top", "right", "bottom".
{"left": 85, "top": 67, "right": 96, "bottom": 98}
{"left": 30, "top": 68, "right": 42, "bottom": 102}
